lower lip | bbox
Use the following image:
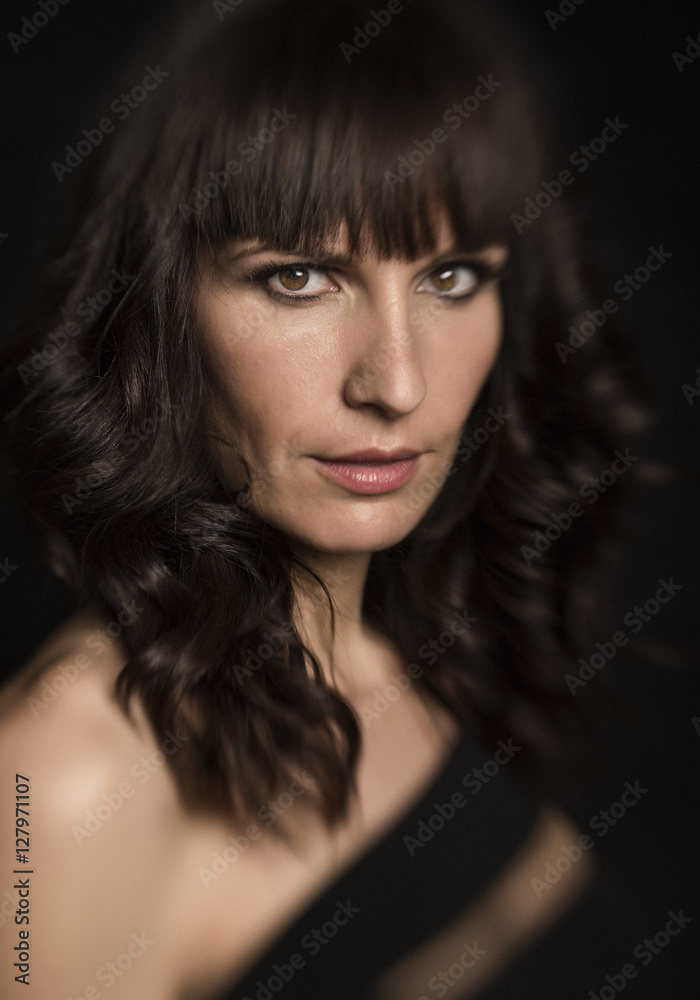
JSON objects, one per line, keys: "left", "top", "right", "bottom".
{"left": 313, "top": 457, "right": 421, "bottom": 494}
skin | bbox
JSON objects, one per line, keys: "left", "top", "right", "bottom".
{"left": 196, "top": 217, "right": 506, "bottom": 557}
{"left": 0, "top": 217, "right": 595, "bottom": 999}
{"left": 195, "top": 216, "right": 508, "bottom": 694}
{"left": 0, "top": 613, "right": 594, "bottom": 1000}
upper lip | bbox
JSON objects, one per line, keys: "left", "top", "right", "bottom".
{"left": 316, "top": 448, "right": 422, "bottom": 463}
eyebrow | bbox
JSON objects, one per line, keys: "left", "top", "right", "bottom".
{"left": 221, "top": 242, "right": 508, "bottom": 269}
{"left": 222, "top": 244, "right": 356, "bottom": 268}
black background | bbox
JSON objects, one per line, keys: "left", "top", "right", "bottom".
{"left": 1, "top": 0, "right": 698, "bottom": 994}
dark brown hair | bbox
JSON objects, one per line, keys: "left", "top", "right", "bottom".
{"left": 0, "top": 0, "right": 649, "bottom": 830}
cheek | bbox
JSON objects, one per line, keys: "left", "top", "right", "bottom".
{"left": 204, "top": 354, "right": 297, "bottom": 453}
{"left": 460, "top": 289, "right": 503, "bottom": 366}
{"left": 431, "top": 293, "right": 503, "bottom": 417}
{"left": 196, "top": 296, "right": 299, "bottom": 435}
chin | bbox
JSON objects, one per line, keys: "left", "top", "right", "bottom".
{"left": 280, "top": 505, "right": 431, "bottom": 557}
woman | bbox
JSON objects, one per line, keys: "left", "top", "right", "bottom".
{"left": 0, "top": 0, "right": 659, "bottom": 997}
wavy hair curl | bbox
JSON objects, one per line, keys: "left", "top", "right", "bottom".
{"left": 0, "top": 0, "right": 650, "bottom": 828}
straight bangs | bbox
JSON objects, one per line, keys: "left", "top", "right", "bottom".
{"left": 157, "top": 0, "right": 547, "bottom": 265}
{"left": 0, "top": 0, "right": 650, "bottom": 827}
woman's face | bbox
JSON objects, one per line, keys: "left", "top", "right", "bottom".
{"left": 195, "top": 214, "right": 507, "bottom": 556}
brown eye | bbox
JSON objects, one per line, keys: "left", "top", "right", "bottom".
{"left": 259, "top": 263, "right": 337, "bottom": 301}
{"left": 422, "top": 263, "right": 481, "bottom": 299}
{"left": 432, "top": 267, "right": 458, "bottom": 291}
{"left": 278, "top": 267, "right": 310, "bottom": 291}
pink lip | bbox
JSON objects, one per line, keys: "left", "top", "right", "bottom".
{"left": 312, "top": 450, "right": 422, "bottom": 494}
{"left": 324, "top": 448, "right": 421, "bottom": 463}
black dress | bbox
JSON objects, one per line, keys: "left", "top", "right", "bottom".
{"left": 213, "top": 728, "right": 666, "bottom": 999}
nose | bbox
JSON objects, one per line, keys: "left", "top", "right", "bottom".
{"left": 343, "top": 293, "right": 427, "bottom": 418}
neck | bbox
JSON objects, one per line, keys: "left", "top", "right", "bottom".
{"left": 289, "top": 547, "right": 383, "bottom": 696}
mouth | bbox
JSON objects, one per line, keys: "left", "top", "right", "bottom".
{"left": 322, "top": 448, "right": 422, "bottom": 463}
{"left": 311, "top": 449, "right": 423, "bottom": 494}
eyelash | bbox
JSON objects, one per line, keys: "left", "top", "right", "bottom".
{"left": 246, "top": 258, "right": 508, "bottom": 305}
{"left": 247, "top": 260, "right": 331, "bottom": 304}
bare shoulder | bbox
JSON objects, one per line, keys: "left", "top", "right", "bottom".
{"left": 0, "top": 607, "right": 187, "bottom": 998}
{"left": 0, "top": 604, "right": 177, "bottom": 822}
{"left": 0, "top": 601, "right": 140, "bottom": 716}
